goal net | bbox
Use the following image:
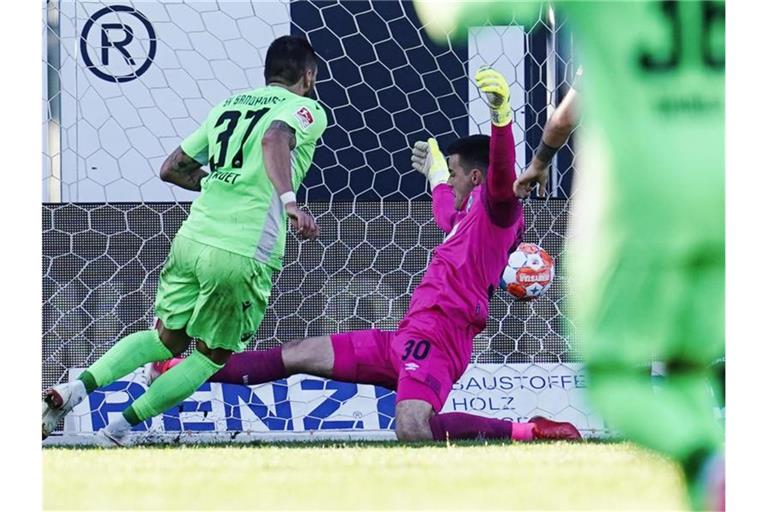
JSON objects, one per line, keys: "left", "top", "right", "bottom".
{"left": 43, "top": 0, "right": 599, "bottom": 444}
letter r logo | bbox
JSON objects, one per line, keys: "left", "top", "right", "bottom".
{"left": 100, "top": 23, "right": 136, "bottom": 65}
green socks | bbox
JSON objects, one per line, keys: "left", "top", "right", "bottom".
{"left": 79, "top": 330, "right": 174, "bottom": 393}
{"left": 125, "top": 350, "right": 224, "bottom": 425}
{"left": 77, "top": 329, "right": 224, "bottom": 434}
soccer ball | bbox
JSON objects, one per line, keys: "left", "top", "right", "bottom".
{"left": 500, "top": 243, "right": 555, "bottom": 301}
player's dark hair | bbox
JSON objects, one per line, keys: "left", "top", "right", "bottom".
{"left": 445, "top": 135, "right": 491, "bottom": 176}
{"left": 264, "top": 36, "right": 317, "bottom": 85}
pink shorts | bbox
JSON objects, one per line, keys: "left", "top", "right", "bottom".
{"left": 330, "top": 328, "right": 460, "bottom": 413}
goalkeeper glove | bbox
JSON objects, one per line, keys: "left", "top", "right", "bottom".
{"left": 411, "top": 138, "right": 449, "bottom": 190}
{"left": 475, "top": 66, "right": 512, "bottom": 127}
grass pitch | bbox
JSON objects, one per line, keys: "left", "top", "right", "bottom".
{"left": 43, "top": 441, "right": 688, "bottom": 511}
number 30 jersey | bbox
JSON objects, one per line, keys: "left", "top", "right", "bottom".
{"left": 177, "top": 86, "right": 327, "bottom": 270}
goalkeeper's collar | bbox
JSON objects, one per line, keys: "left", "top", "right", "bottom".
{"left": 458, "top": 188, "right": 475, "bottom": 212}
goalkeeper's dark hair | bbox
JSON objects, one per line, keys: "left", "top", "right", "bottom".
{"left": 264, "top": 36, "right": 317, "bottom": 85}
{"left": 445, "top": 135, "right": 491, "bottom": 176}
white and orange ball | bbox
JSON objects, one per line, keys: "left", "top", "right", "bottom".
{"left": 501, "top": 243, "right": 555, "bottom": 301}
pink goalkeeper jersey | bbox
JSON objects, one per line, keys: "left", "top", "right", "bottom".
{"left": 401, "top": 124, "right": 525, "bottom": 374}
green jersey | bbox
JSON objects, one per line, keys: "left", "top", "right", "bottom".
{"left": 177, "top": 86, "right": 328, "bottom": 270}
{"left": 427, "top": 0, "right": 724, "bottom": 254}
{"left": 565, "top": 0, "right": 724, "bottom": 256}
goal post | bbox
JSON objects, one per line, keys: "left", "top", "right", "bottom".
{"left": 42, "top": 1, "right": 597, "bottom": 445}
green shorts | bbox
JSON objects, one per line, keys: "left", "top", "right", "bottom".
{"left": 570, "top": 241, "right": 725, "bottom": 369}
{"left": 155, "top": 235, "right": 273, "bottom": 352}
{"left": 566, "top": 147, "right": 724, "bottom": 369}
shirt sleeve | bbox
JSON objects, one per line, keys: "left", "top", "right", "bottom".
{"left": 483, "top": 123, "right": 523, "bottom": 227}
{"left": 272, "top": 100, "right": 328, "bottom": 146}
{"left": 180, "top": 120, "right": 210, "bottom": 165}
{"left": 432, "top": 184, "right": 461, "bottom": 233}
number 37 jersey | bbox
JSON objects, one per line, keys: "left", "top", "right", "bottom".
{"left": 177, "top": 85, "right": 328, "bottom": 270}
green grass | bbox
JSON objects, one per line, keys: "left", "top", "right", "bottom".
{"left": 43, "top": 441, "right": 688, "bottom": 511}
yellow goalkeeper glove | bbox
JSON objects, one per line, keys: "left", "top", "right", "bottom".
{"left": 475, "top": 66, "right": 512, "bottom": 127}
{"left": 411, "top": 138, "right": 449, "bottom": 190}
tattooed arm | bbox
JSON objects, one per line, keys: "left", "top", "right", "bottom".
{"left": 159, "top": 147, "right": 209, "bottom": 191}
{"left": 262, "top": 120, "right": 297, "bottom": 197}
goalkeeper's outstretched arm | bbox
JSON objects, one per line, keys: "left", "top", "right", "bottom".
{"left": 475, "top": 67, "right": 522, "bottom": 227}
{"left": 411, "top": 139, "right": 458, "bottom": 233}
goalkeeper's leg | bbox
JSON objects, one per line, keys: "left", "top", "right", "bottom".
{"left": 147, "top": 335, "right": 339, "bottom": 387}
{"left": 149, "top": 331, "right": 396, "bottom": 389}
{"left": 396, "top": 404, "right": 581, "bottom": 442}
{"left": 389, "top": 328, "right": 581, "bottom": 442}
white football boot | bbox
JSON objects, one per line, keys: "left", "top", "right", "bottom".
{"left": 93, "top": 427, "right": 129, "bottom": 448}
{"left": 42, "top": 381, "right": 86, "bottom": 440}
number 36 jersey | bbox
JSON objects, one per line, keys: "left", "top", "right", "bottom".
{"left": 177, "top": 85, "right": 327, "bottom": 270}
{"left": 567, "top": 0, "right": 724, "bottom": 256}
{"left": 418, "top": 0, "right": 724, "bottom": 254}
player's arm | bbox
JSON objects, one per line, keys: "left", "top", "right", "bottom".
{"left": 159, "top": 147, "right": 208, "bottom": 191}
{"left": 160, "top": 121, "right": 210, "bottom": 192}
{"left": 475, "top": 67, "right": 522, "bottom": 227}
{"left": 515, "top": 68, "right": 581, "bottom": 198}
{"left": 411, "top": 138, "right": 457, "bottom": 233}
{"left": 262, "top": 120, "right": 319, "bottom": 240}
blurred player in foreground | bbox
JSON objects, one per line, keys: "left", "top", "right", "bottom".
{"left": 150, "top": 67, "right": 581, "bottom": 443}
{"left": 42, "top": 35, "right": 328, "bottom": 446}
{"left": 414, "top": 1, "right": 725, "bottom": 509}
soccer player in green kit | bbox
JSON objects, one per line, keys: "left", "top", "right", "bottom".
{"left": 41, "top": 35, "right": 328, "bottom": 446}
{"left": 414, "top": 1, "right": 725, "bottom": 510}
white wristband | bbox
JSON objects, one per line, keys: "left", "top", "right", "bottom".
{"left": 280, "top": 191, "right": 297, "bottom": 206}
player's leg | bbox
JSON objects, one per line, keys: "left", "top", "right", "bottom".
{"left": 149, "top": 329, "right": 401, "bottom": 391}
{"left": 224, "top": 330, "right": 398, "bottom": 387}
{"left": 396, "top": 398, "right": 538, "bottom": 442}
{"left": 42, "top": 237, "right": 199, "bottom": 440}
{"left": 113, "top": 339, "right": 232, "bottom": 442}
{"left": 169, "top": 335, "right": 337, "bottom": 386}
{"left": 99, "top": 243, "right": 272, "bottom": 444}
{"left": 391, "top": 331, "right": 581, "bottom": 442}
{"left": 579, "top": 248, "right": 724, "bottom": 509}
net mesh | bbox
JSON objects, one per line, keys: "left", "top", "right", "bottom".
{"left": 43, "top": 1, "right": 590, "bottom": 438}
{"left": 42, "top": 199, "right": 577, "bottom": 389}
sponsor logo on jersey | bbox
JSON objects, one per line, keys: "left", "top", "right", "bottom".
{"left": 294, "top": 107, "right": 314, "bottom": 129}
{"left": 404, "top": 362, "right": 420, "bottom": 372}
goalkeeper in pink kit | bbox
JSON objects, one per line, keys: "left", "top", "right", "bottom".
{"left": 150, "top": 67, "right": 580, "bottom": 442}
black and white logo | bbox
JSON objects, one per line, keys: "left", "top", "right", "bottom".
{"left": 80, "top": 5, "right": 157, "bottom": 83}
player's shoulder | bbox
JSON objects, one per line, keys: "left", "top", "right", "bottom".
{"left": 281, "top": 98, "right": 328, "bottom": 136}
{"left": 285, "top": 95, "right": 328, "bottom": 123}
